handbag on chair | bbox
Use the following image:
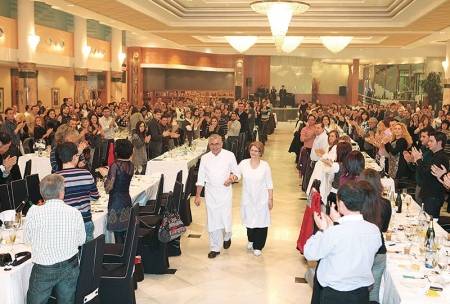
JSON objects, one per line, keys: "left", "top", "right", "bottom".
{"left": 157, "top": 194, "right": 186, "bottom": 243}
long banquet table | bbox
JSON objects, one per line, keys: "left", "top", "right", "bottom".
{"left": 0, "top": 174, "right": 160, "bottom": 304}
{"left": 145, "top": 138, "right": 209, "bottom": 192}
{"left": 380, "top": 199, "right": 450, "bottom": 303}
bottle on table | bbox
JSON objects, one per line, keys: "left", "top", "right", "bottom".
{"left": 424, "top": 216, "right": 436, "bottom": 269}
{"left": 418, "top": 203, "right": 427, "bottom": 228}
{"left": 395, "top": 192, "right": 402, "bottom": 213}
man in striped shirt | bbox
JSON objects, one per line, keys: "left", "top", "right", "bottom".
{"left": 56, "top": 142, "right": 99, "bottom": 241}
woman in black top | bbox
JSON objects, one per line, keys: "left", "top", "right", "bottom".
{"left": 359, "top": 169, "right": 391, "bottom": 304}
{"left": 206, "top": 117, "right": 219, "bottom": 138}
{"left": 33, "top": 116, "right": 52, "bottom": 146}
{"left": 383, "top": 122, "right": 412, "bottom": 180}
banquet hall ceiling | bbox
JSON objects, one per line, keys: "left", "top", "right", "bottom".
{"left": 46, "top": 0, "right": 450, "bottom": 54}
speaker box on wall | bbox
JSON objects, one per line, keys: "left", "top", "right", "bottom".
{"left": 245, "top": 77, "right": 253, "bottom": 87}
{"left": 339, "top": 86, "right": 347, "bottom": 97}
{"left": 235, "top": 86, "right": 242, "bottom": 99}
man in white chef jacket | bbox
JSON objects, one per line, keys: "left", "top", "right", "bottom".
{"left": 195, "top": 134, "right": 240, "bottom": 259}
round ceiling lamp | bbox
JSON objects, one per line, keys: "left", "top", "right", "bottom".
{"left": 251, "top": 1, "right": 310, "bottom": 46}
{"left": 225, "top": 36, "right": 258, "bottom": 53}
{"left": 281, "top": 36, "right": 303, "bottom": 53}
{"left": 320, "top": 36, "right": 353, "bottom": 53}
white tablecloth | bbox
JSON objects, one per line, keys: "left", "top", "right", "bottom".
{"left": 18, "top": 154, "right": 52, "bottom": 180}
{"left": 0, "top": 174, "right": 160, "bottom": 304}
{"left": 145, "top": 139, "right": 208, "bottom": 192}
{"left": 380, "top": 200, "right": 450, "bottom": 304}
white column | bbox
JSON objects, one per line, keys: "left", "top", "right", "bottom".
{"left": 17, "top": 0, "right": 37, "bottom": 62}
{"left": 445, "top": 41, "right": 450, "bottom": 78}
{"left": 74, "top": 16, "right": 88, "bottom": 69}
{"left": 111, "top": 28, "right": 124, "bottom": 72}
{"left": 444, "top": 41, "right": 450, "bottom": 105}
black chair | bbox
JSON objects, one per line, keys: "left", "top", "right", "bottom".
{"left": 22, "top": 138, "right": 34, "bottom": 154}
{"left": 0, "top": 184, "right": 13, "bottom": 212}
{"left": 10, "top": 179, "right": 29, "bottom": 215}
{"left": 139, "top": 174, "right": 164, "bottom": 216}
{"left": 179, "top": 166, "right": 194, "bottom": 226}
{"left": 75, "top": 234, "right": 106, "bottom": 304}
{"left": 47, "top": 235, "right": 106, "bottom": 304}
{"left": 103, "top": 204, "right": 139, "bottom": 264}
{"left": 237, "top": 132, "right": 246, "bottom": 162}
{"left": 26, "top": 174, "right": 42, "bottom": 205}
{"left": 138, "top": 193, "right": 171, "bottom": 274}
{"left": 175, "top": 170, "right": 182, "bottom": 184}
{"left": 99, "top": 222, "right": 139, "bottom": 304}
{"left": 24, "top": 159, "right": 32, "bottom": 177}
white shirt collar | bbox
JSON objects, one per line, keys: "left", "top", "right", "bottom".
{"left": 337, "top": 214, "right": 364, "bottom": 224}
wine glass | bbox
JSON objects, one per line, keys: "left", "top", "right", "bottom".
{"left": 6, "top": 228, "right": 17, "bottom": 257}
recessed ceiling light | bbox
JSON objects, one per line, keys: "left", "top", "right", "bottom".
{"left": 66, "top": 4, "right": 75, "bottom": 7}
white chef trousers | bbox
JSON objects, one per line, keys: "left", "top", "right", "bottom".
{"left": 209, "top": 229, "right": 232, "bottom": 252}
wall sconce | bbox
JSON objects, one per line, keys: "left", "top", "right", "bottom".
{"left": 47, "top": 38, "right": 65, "bottom": 51}
{"left": 0, "top": 28, "right": 4, "bottom": 38}
{"left": 28, "top": 34, "right": 40, "bottom": 49}
{"left": 118, "top": 52, "right": 126, "bottom": 63}
{"left": 442, "top": 60, "right": 448, "bottom": 72}
{"left": 90, "top": 48, "right": 105, "bottom": 59}
{"left": 82, "top": 45, "right": 91, "bottom": 56}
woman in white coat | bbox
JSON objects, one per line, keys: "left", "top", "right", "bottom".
{"left": 239, "top": 141, "right": 274, "bottom": 256}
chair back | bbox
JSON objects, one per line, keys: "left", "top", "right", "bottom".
{"left": 24, "top": 160, "right": 32, "bottom": 177}
{"left": 237, "top": 132, "right": 246, "bottom": 162}
{"left": 75, "top": 234, "right": 105, "bottom": 304}
{"left": 175, "top": 170, "right": 183, "bottom": 184}
{"left": 183, "top": 166, "right": 195, "bottom": 201}
{"left": 123, "top": 221, "right": 139, "bottom": 279}
{"left": 10, "top": 179, "right": 29, "bottom": 215}
{"left": 0, "top": 184, "right": 12, "bottom": 212}
{"left": 171, "top": 181, "right": 183, "bottom": 212}
{"left": 22, "top": 138, "right": 34, "bottom": 154}
{"left": 90, "top": 147, "right": 102, "bottom": 175}
{"left": 26, "top": 174, "right": 42, "bottom": 205}
{"left": 153, "top": 174, "right": 164, "bottom": 214}
{"left": 119, "top": 204, "right": 139, "bottom": 254}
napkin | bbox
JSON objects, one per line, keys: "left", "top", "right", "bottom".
{"left": 0, "top": 210, "right": 16, "bottom": 222}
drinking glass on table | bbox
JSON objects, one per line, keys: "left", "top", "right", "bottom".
{"left": 6, "top": 227, "right": 17, "bottom": 256}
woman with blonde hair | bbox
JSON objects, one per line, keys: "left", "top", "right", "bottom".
{"left": 383, "top": 122, "right": 412, "bottom": 179}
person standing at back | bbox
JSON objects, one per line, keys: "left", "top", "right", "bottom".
{"left": 25, "top": 174, "right": 86, "bottom": 304}
{"left": 56, "top": 142, "right": 99, "bottom": 241}
{"left": 411, "top": 131, "right": 449, "bottom": 219}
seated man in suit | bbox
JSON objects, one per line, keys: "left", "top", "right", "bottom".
{"left": 0, "top": 132, "right": 18, "bottom": 184}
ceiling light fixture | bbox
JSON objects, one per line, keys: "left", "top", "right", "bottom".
{"left": 251, "top": 1, "right": 310, "bottom": 47}
{"left": 225, "top": 36, "right": 258, "bottom": 53}
{"left": 320, "top": 36, "right": 353, "bottom": 53}
{"left": 82, "top": 45, "right": 91, "bottom": 56}
{"left": 281, "top": 36, "right": 303, "bottom": 53}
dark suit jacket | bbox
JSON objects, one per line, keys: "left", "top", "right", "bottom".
{"left": 147, "top": 118, "right": 163, "bottom": 142}
{"left": 0, "top": 146, "right": 22, "bottom": 184}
